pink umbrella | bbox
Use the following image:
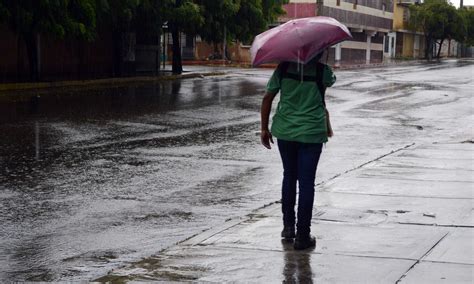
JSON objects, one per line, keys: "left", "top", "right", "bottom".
{"left": 250, "top": 16, "right": 352, "bottom": 66}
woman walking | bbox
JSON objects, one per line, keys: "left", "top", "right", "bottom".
{"left": 260, "top": 53, "right": 336, "bottom": 250}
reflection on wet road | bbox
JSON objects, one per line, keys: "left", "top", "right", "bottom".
{"left": 1, "top": 60, "right": 472, "bottom": 281}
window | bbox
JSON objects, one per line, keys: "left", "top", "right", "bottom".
{"left": 337, "top": 0, "right": 341, "bottom": 6}
{"left": 403, "top": 8, "right": 410, "bottom": 23}
{"left": 353, "top": 0, "right": 358, "bottom": 9}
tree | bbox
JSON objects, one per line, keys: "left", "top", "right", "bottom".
{"left": 459, "top": 7, "right": 474, "bottom": 46}
{"left": 261, "top": 0, "right": 288, "bottom": 24}
{"left": 165, "top": 0, "right": 203, "bottom": 74}
{"left": 135, "top": 0, "right": 167, "bottom": 42}
{"left": 409, "top": 0, "right": 465, "bottom": 59}
{"left": 196, "top": 0, "right": 240, "bottom": 57}
{"left": 0, "top": 0, "right": 97, "bottom": 81}
{"left": 230, "top": 0, "right": 267, "bottom": 44}
{"left": 197, "top": 0, "right": 287, "bottom": 59}
{"left": 134, "top": 1, "right": 168, "bottom": 73}
{"left": 96, "top": 0, "right": 141, "bottom": 76}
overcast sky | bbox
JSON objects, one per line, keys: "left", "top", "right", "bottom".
{"left": 449, "top": 0, "right": 474, "bottom": 7}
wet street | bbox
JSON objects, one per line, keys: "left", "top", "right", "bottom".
{"left": 0, "top": 60, "right": 473, "bottom": 281}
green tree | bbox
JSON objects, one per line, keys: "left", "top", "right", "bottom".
{"left": 166, "top": 0, "right": 203, "bottom": 74}
{"left": 197, "top": 0, "right": 287, "bottom": 59}
{"left": 0, "top": 0, "right": 97, "bottom": 81}
{"left": 231, "top": 0, "right": 267, "bottom": 44}
{"left": 96, "top": 0, "right": 141, "bottom": 76}
{"left": 409, "top": 0, "right": 465, "bottom": 59}
{"left": 135, "top": 0, "right": 167, "bottom": 42}
{"left": 459, "top": 7, "right": 474, "bottom": 46}
{"left": 196, "top": 0, "right": 239, "bottom": 57}
{"left": 134, "top": 0, "right": 168, "bottom": 73}
{"left": 261, "top": 0, "right": 288, "bottom": 24}
{"left": 0, "top": 2, "right": 8, "bottom": 21}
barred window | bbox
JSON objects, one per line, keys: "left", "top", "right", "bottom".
{"left": 403, "top": 8, "right": 410, "bottom": 22}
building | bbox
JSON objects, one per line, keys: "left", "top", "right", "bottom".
{"left": 392, "top": 0, "right": 426, "bottom": 59}
{"left": 282, "top": 0, "right": 394, "bottom": 66}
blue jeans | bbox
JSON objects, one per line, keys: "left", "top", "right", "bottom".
{"left": 277, "top": 139, "right": 323, "bottom": 236}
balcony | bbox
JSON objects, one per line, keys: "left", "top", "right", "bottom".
{"left": 398, "top": 0, "right": 420, "bottom": 6}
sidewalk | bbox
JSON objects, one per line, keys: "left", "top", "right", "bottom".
{"left": 96, "top": 141, "right": 473, "bottom": 283}
{"left": 0, "top": 67, "right": 226, "bottom": 97}
{"left": 0, "top": 59, "right": 437, "bottom": 96}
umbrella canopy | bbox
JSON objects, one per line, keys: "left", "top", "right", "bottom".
{"left": 250, "top": 16, "right": 352, "bottom": 66}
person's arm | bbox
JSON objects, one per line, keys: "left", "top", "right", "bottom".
{"left": 260, "top": 91, "right": 277, "bottom": 149}
{"left": 325, "top": 108, "right": 333, "bottom": 138}
{"left": 323, "top": 65, "right": 336, "bottom": 138}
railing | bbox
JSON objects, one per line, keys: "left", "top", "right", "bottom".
{"left": 398, "top": 0, "right": 420, "bottom": 5}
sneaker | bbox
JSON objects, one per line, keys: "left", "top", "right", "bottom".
{"left": 294, "top": 235, "right": 316, "bottom": 250}
{"left": 281, "top": 226, "right": 296, "bottom": 239}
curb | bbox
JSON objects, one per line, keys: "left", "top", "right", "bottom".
{"left": 1, "top": 58, "right": 468, "bottom": 95}
{"left": 0, "top": 72, "right": 226, "bottom": 95}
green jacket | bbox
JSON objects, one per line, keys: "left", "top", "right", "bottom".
{"left": 266, "top": 62, "right": 336, "bottom": 143}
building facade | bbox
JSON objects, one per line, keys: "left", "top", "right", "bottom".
{"left": 392, "top": 0, "right": 426, "bottom": 59}
{"left": 282, "top": 0, "right": 394, "bottom": 65}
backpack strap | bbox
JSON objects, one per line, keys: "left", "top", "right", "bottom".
{"left": 277, "top": 62, "right": 290, "bottom": 86}
{"left": 278, "top": 61, "right": 327, "bottom": 107}
{"left": 315, "top": 62, "right": 327, "bottom": 107}
{"left": 279, "top": 62, "right": 319, "bottom": 82}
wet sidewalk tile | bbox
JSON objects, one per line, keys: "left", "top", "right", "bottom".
{"left": 107, "top": 246, "right": 416, "bottom": 283}
{"left": 400, "top": 262, "right": 474, "bottom": 284}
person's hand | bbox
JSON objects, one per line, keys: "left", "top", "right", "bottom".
{"left": 327, "top": 128, "right": 334, "bottom": 138}
{"left": 261, "top": 129, "right": 274, "bottom": 149}
{"left": 325, "top": 108, "right": 334, "bottom": 138}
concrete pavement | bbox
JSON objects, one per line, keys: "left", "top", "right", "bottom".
{"left": 97, "top": 140, "right": 473, "bottom": 283}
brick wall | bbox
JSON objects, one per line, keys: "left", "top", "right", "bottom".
{"left": 281, "top": 3, "right": 317, "bottom": 21}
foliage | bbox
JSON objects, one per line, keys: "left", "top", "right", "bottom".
{"left": 0, "top": 1, "right": 9, "bottom": 22}
{"left": 1, "top": 0, "right": 97, "bottom": 40}
{"left": 408, "top": 0, "right": 466, "bottom": 58}
{"left": 197, "top": 0, "right": 286, "bottom": 47}
{"left": 165, "top": 0, "right": 204, "bottom": 74}
{"left": 459, "top": 7, "right": 474, "bottom": 46}
{"left": 231, "top": 0, "right": 267, "bottom": 43}
{"left": 196, "top": 0, "right": 240, "bottom": 45}
{"left": 169, "top": 0, "right": 203, "bottom": 34}
{"left": 0, "top": 0, "right": 99, "bottom": 80}
{"left": 96, "top": 0, "right": 140, "bottom": 33}
{"left": 261, "top": 0, "right": 288, "bottom": 24}
{"left": 0, "top": 0, "right": 289, "bottom": 78}
{"left": 135, "top": 1, "right": 163, "bottom": 41}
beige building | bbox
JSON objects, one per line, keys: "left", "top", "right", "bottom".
{"left": 282, "top": 0, "right": 394, "bottom": 65}
{"left": 392, "top": 0, "right": 426, "bottom": 59}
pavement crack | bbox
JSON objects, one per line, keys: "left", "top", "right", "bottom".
{"left": 316, "top": 143, "right": 416, "bottom": 187}
{"left": 332, "top": 253, "right": 417, "bottom": 262}
{"left": 321, "top": 190, "right": 474, "bottom": 200}
{"left": 315, "top": 218, "right": 349, "bottom": 223}
{"left": 358, "top": 175, "right": 473, "bottom": 184}
{"left": 395, "top": 232, "right": 450, "bottom": 283}
{"left": 397, "top": 222, "right": 474, "bottom": 228}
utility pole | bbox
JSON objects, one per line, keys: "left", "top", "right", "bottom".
{"left": 223, "top": 26, "right": 227, "bottom": 63}
{"left": 460, "top": 0, "right": 464, "bottom": 57}
{"left": 171, "top": 0, "right": 183, "bottom": 74}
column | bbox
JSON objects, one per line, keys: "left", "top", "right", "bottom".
{"left": 365, "top": 31, "right": 376, "bottom": 64}
{"left": 366, "top": 34, "right": 371, "bottom": 64}
{"left": 335, "top": 43, "right": 342, "bottom": 67}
